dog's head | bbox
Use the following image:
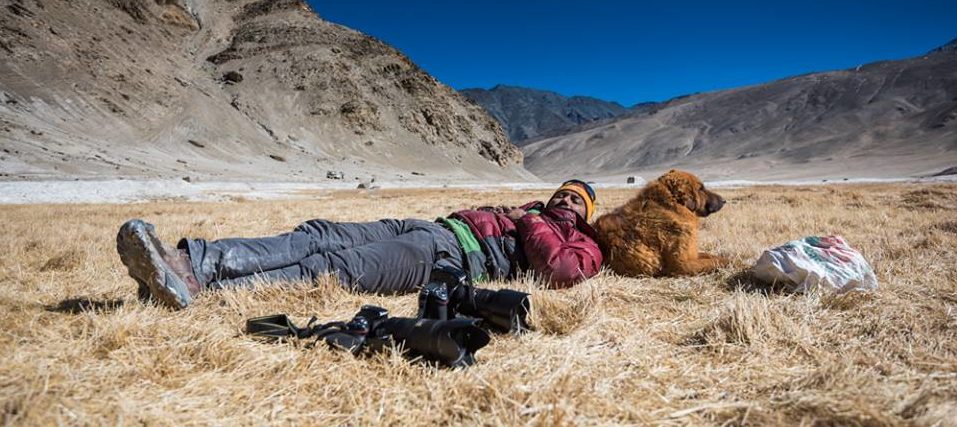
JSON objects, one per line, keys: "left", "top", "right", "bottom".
{"left": 657, "top": 169, "right": 725, "bottom": 216}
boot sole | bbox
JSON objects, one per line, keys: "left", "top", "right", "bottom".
{"left": 116, "top": 219, "right": 192, "bottom": 309}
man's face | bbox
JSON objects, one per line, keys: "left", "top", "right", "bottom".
{"left": 547, "top": 188, "right": 588, "bottom": 219}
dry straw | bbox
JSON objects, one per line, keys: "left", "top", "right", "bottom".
{"left": 0, "top": 184, "right": 955, "bottom": 425}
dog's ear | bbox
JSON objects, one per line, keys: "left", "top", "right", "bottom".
{"left": 659, "top": 170, "right": 695, "bottom": 211}
{"left": 659, "top": 170, "right": 712, "bottom": 214}
{"left": 683, "top": 193, "right": 699, "bottom": 212}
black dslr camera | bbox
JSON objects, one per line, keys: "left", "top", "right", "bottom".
{"left": 418, "top": 266, "right": 531, "bottom": 334}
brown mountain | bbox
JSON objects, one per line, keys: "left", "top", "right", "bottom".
{"left": 523, "top": 41, "right": 957, "bottom": 181}
{"left": 0, "top": 0, "right": 528, "bottom": 182}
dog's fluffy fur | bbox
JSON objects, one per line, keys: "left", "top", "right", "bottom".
{"left": 594, "top": 170, "right": 730, "bottom": 277}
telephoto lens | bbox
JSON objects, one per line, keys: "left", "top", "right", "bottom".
{"left": 375, "top": 317, "right": 491, "bottom": 368}
{"left": 467, "top": 287, "right": 531, "bottom": 334}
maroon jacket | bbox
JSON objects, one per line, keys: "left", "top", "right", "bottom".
{"left": 449, "top": 201, "right": 603, "bottom": 288}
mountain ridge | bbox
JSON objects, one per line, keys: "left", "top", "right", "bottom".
{"left": 460, "top": 84, "right": 629, "bottom": 145}
{"left": 521, "top": 40, "right": 957, "bottom": 181}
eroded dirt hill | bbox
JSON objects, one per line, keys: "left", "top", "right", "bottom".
{"left": 0, "top": 0, "right": 528, "bottom": 182}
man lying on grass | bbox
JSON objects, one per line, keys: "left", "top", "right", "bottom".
{"left": 116, "top": 180, "right": 602, "bottom": 309}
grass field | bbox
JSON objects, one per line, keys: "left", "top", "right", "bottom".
{"left": 1, "top": 183, "right": 956, "bottom": 425}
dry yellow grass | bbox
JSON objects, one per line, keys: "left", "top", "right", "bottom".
{"left": 1, "top": 184, "right": 956, "bottom": 425}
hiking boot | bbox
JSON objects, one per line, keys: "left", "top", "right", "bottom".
{"left": 116, "top": 219, "right": 202, "bottom": 309}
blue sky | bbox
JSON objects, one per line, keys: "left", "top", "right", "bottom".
{"left": 309, "top": 0, "right": 957, "bottom": 106}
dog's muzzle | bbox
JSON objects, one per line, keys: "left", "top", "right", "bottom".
{"left": 705, "top": 195, "right": 725, "bottom": 216}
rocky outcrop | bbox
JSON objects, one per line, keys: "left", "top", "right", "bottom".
{"left": 0, "top": 0, "right": 526, "bottom": 182}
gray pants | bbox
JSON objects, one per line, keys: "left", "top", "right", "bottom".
{"left": 179, "top": 219, "right": 463, "bottom": 294}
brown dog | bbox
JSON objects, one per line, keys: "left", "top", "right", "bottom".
{"left": 594, "top": 170, "right": 730, "bottom": 277}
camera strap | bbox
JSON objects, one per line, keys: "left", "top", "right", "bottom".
{"left": 246, "top": 314, "right": 319, "bottom": 339}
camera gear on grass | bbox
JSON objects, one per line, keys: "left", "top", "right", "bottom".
{"left": 245, "top": 266, "right": 531, "bottom": 367}
{"left": 246, "top": 305, "right": 490, "bottom": 368}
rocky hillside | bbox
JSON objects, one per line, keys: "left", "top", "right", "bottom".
{"left": 523, "top": 41, "right": 957, "bottom": 181}
{"left": 460, "top": 85, "right": 628, "bottom": 145}
{"left": 0, "top": 0, "right": 529, "bottom": 182}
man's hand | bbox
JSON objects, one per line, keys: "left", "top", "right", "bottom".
{"left": 506, "top": 208, "right": 527, "bottom": 220}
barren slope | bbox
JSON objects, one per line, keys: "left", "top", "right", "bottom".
{"left": 0, "top": 0, "right": 529, "bottom": 182}
{"left": 523, "top": 41, "right": 957, "bottom": 181}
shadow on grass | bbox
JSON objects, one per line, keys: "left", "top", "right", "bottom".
{"left": 724, "top": 270, "right": 792, "bottom": 294}
{"left": 45, "top": 298, "right": 126, "bottom": 314}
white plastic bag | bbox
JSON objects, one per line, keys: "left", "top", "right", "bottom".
{"left": 750, "top": 235, "right": 878, "bottom": 293}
